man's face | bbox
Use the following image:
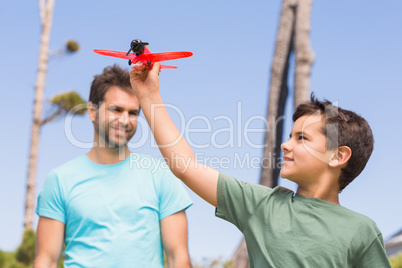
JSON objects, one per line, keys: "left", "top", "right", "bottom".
{"left": 91, "top": 86, "right": 140, "bottom": 148}
{"left": 280, "top": 114, "right": 335, "bottom": 185}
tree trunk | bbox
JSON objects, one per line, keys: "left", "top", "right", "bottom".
{"left": 24, "top": 0, "right": 55, "bottom": 230}
{"left": 40, "top": 106, "right": 64, "bottom": 126}
{"left": 231, "top": 0, "right": 296, "bottom": 265}
{"left": 259, "top": 0, "right": 296, "bottom": 188}
{"left": 294, "top": 0, "right": 314, "bottom": 108}
{"left": 231, "top": 239, "right": 249, "bottom": 268}
{"left": 231, "top": 0, "right": 314, "bottom": 266}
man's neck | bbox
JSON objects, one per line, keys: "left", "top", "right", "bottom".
{"left": 87, "top": 145, "right": 131, "bottom": 165}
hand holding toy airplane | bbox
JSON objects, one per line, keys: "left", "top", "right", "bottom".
{"left": 94, "top": 39, "right": 193, "bottom": 70}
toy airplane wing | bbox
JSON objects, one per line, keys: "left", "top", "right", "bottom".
{"left": 145, "top": 51, "right": 193, "bottom": 62}
{"left": 93, "top": 49, "right": 135, "bottom": 60}
{"left": 160, "top": 65, "right": 178, "bottom": 69}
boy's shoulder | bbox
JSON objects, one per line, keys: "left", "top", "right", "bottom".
{"left": 338, "top": 205, "right": 381, "bottom": 233}
{"left": 293, "top": 192, "right": 382, "bottom": 236}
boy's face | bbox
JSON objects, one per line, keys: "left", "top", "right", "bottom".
{"left": 280, "top": 114, "right": 335, "bottom": 185}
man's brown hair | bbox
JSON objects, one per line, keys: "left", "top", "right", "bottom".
{"left": 293, "top": 94, "right": 374, "bottom": 192}
{"left": 89, "top": 64, "right": 132, "bottom": 106}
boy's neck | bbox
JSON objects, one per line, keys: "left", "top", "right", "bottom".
{"left": 296, "top": 184, "right": 340, "bottom": 205}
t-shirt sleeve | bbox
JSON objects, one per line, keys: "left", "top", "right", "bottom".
{"left": 215, "top": 172, "right": 274, "bottom": 231}
{"left": 355, "top": 234, "right": 391, "bottom": 268}
{"left": 156, "top": 167, "right": 193, "bottom": 220}
{"left": 36, "top": 170, "right": 66, "bottom": 224}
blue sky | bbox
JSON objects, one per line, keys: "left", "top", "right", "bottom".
{"left": 1, "top": 0, "right": 402, "bottom": 263}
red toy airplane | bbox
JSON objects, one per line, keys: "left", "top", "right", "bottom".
{"left": 94, "top": 39, "right": 193, "bottom": 70}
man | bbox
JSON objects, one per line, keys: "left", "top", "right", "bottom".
{"left": 34, "top": 65, "right": 193, "bottom": 268}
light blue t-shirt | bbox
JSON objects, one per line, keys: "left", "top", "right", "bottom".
{"left": 36, "top": 153, "right": 193, "bottom": 268}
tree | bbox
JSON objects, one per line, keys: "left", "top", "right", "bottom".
{"left": 231, "top": 0, "right": 314, "bottom": 266}
{"left": 41, "top": 91, "right": 87, "bottom": 125}
{"left": 25, "top": 0, "right": 55, "bottom": 232}
{"left": 24, "top": 0, "right": 82, "bottom": 230}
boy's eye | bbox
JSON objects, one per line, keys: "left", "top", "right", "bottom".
{"left": 298, "top": 135, "right": 306, "bottom": 140}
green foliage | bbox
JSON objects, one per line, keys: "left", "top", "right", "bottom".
{"left": 0, "top": 250, "right": 27, "bottom": 268}
{"left": 58, "top": 247, "right": 66, "bottom": 268}
{"left": 0, "top": 251, "right": 12, "bottom": 268}
{"left": 15, "top": 228, "right": 36, "bottom": 265}
{"left": 390, "top": 252, "right": 402, "bottom": 268}
{"left": 0, "top": 229, "right": 66, "bottom": 268}
{"left": 58, "top": 257, "right": 65, "bottom": 268}
{"left": 164, "top": 250, "right": 167, "bottom": 267}
{"left": 222, "top": 260, "right": 235, "bottom": 268}
{"left": 48, "top": 91, "right": 87, "bottom": 114}
{"left": 66, "top": 40, "right": 80, "bottom": 53}
{"left": 192, "top": 258, "right": 234, "bottom": 268}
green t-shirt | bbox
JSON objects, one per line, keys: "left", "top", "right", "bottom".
{"left": 215, "top": 173, "right": 391, "bottom": 268}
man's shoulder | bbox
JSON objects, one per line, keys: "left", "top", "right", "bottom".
{"left": 50, "top": 155, "right": 88, "bottom": 176}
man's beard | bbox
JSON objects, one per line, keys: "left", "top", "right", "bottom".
{"left": 95, "top": 120, "right": 136, "bottom": 148}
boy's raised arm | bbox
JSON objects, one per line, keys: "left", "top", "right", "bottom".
{"left": 130, "top": 62, "right": 219, "bottom": 207}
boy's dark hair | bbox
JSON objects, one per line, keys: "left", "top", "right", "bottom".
{"left": 89, "top": 64, "right": 132, "bottom": 106}
{"left": 293, "top": 94, "right": 374, "bottom": 192}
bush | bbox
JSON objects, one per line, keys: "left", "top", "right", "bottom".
{"left": 66, "top": 40, "right": 80, "bottom": 53}
{"left": 390, "top": 252, "right": 402, "bottom": 268}
{"left": 15, "top": 229, "right": 36, "bottom": 265}
{"left": 0, "top": 250, "right": 26, "bottom": 268}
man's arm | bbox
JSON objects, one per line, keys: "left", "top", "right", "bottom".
{"left": 34, "top": 216, "right": 65, "bottom": 268}
{"left": 130, "top": 62, "right": 219, "bottom": 207}
{"left": 160, "top": 210, "right": 191, "bottom": 268}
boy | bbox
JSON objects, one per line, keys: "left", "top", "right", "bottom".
{"left": 130, "top": 62, "right": 391, "bottom": 267}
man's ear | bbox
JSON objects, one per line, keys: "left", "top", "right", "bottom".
{"left": 87, "top": 102, "right": 96, "bottom": 122}
{"left": 329, "top": 146, "right": 352, "bottom": 168}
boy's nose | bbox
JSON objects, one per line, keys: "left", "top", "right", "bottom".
{"left": 281, "top": 140, "right": 292, "bottom": 152}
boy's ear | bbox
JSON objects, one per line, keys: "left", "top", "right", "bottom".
{"left": 329, "top": 146, "right": 352, "bottom": 168}
{"left": 87, "top": 102, "right": 96, "bottom": 122}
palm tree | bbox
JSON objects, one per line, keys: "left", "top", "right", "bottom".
{"left": 24, "top": 0, "right": 82, "bottom": 230}
{"left": 231, "top": 0, "right": 314, "bottom": 266}
{"left": 24, "top": 0, "right": 56, "bottom": 231}
{"left": 41, "top": 91, "right": 87, "bottom": 125}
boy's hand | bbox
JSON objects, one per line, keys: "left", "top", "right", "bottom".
{"left": 129, "top": 60, "right": 219, "bottom": 207}
{"left": 130, "top": 62, "right": 161, "bottom": 100}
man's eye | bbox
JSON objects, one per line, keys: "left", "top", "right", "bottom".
{"left": 130, "top": 110, "right": 140, "bottom": 116}
{"left": 298, "top": 135, "right": 306, "bottom": 140}
{"left": 109, "top": 107, "right": 120, "bottom": 112}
